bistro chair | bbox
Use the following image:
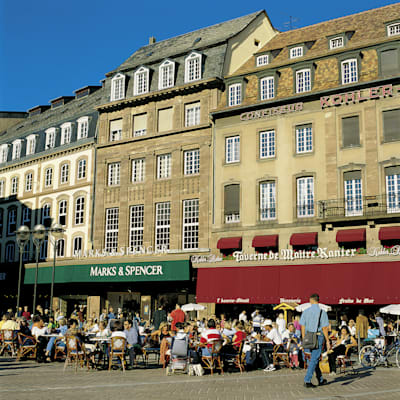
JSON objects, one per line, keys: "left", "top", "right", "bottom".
{"left": 223, "top": 340, "right": 246, "bottom": 373}
{"left": 54, "top": 337, "right": 67, "bottom": 361}
{"left": 64, "top": 336, "right": 87, "bottom": 371}
{"left": 336, "top": 346, "right": 357, "bottom": 374}
{"left": 16, "top": 332, "right": 37, "bottom": 360}
{"left": 0, "top": 330, "right": 18, "bottom": 356}
{"left": 108, "top": 336, "right": 127, "bottom": 372}
{"left": 201, "top": 340, "right": 224, "bottom": 375}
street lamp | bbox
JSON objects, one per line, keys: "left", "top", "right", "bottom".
{"left": 49, "top": 223, "right": 64, "bottom": 319}
{"left": 15, "top": 225, "right": 30, "bottom": 313}
{"left": 32, "top": 224, "right": 46, "bottom": 316}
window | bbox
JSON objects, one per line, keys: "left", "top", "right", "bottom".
{"left": 387, "top": 23, "right": 400, "bottom": 37}
{"left": 44, "top": 167, "right": 53, "bottom": 187}
{"left": 131, "top": 158, "right": 145, "bottom": 183}
{"left": 59, "top": 200, "right": 67, "bottom": 226}
{"left": 155, "top": 202, "right": 170, "bottom": 250}
{"left": 297, "top": 177, "right": 315, "bottom": 217}
{"left": 77, "top": 159, "right": 87, "bottom": 180}
{"left": 0, "top": 144, "right": 8, "bottom": 163}
{"left": 60, "top": 163, "right": 69, "bottom": 184}
{"left": 224, "top": 184, "right": 240, "bottom": 223}
{"left": 344, "top": 171, "right": 363, "bottom": 216}
{"left": 342, "top": 116, "right": 360, "bottom": 147}
{"left": 185, "top": 52, "right": 201, "bottom": 82}
{"left": 228, "top": 83, "right": 242, "bottom": 106}
{"left": 108, "top": 162, "right": 120, "bottom": 186}
{"left": 26, "top": 135, "right": 36, "bottom": 155}
{"left": 133, "top": 113, "right": 147, "bottom": 137}
{"left": 260, "top": 130, "right": 275, "bottom": 159}
{"left": 109, "top": 119, "right": 122, "bottom": 142}
{"left": 341, "top": 59, "right": 358, "bottom": 84}
{"left": 75, "top": 196, "right": 85, "bottom": 225}
{"left": 22, "top": 206, "right": 31, "bottom": 226}
{"left": 260, "top": 77, "right": 274, "bottom": 100}
{"left": 11, "top": 177, "right": 18, "bottom": 195}
{"left": 77, "top": 117, "right": 89, "bottom": 139}
{"left": 225, "top": 136, "right": 240, "bottom": 163}
{"left": 157, "top": 154, "right": 171, "bottom": 179}
{"left": 182, "top": 199, "right": 199, "bottom": 249}
{"left": 45, "top": 128, "right": 56, "bottom": 149}
{"left": 7, "top": 208, "right": 17, "bottom": 235}
{"left": 383, "top": 109, "right": 400, "bottom": 142}
{"left": 385, "top": 166, "right": 400, "bottom": 213}
{"left": 5, "top": 243, "right": 15, "bottom": 262}
{"left": 256, "top": 55, "right": 269, "bottom": 66}
{"left": 330, "top": 37, "right": 344, "bottom": 49}
{"left": 41, "top": 204, "right": 51, "bottom": 227}
{"left": 39, "top": 238, "right": 48, "bottom": 260}
{"left": 260, "top": 181, "right": 276, "bottom": 220}
{"left": 0, "top": 209, "right": 3, "bottom": 238}
{"left": 105, "top": 208, "right": 119, "bottom": 252}
{"left": 12, "top": 140, "right": 22, "bottom": 160}
{"left": 111, "top": 73, "right": 125, "bottom": 101}
{"left": 185, "top": 102, "right": 201, "bottom": 127}
{"left": 22, "top": 241, "right": 30, "bottom": 262}
{"left": 56, "top": 239, "right": 65, "bottom": 257}
{"left": 73, "top": 236, "right": 83, "bottom": 255}
{"left": 134, "top": 67, "right": 149, "bottom": 96}
{"left": 290, "top": 46, "right": 303, "bottom": 58}
{"left": 60, "top": 123, "right": 72, "bottom": 145}
{"left": 158, "top": 107, "right": 173, "bottom": 132}
{"left": 25, "top": 173, "right": 32, "bottom": 192}
{"left": 129, "top": 205, "right": 144, "bottom": 250}
{"left": 381, "top": 49, "right": 399, "bottom": 77}
{"left": 296, "top": 69, "right": 311, "bottom": 93}
{"left": 0, "top": 180, "right": 4, "bottom": 197}
{"left": 184, "top": 149, "right": 200, "bottom": 175}
{"left": 159, "top": 60, "right": 175, "bottom": 89}
{"left": 296, "top": 124, "right": 313, "bottom": 153}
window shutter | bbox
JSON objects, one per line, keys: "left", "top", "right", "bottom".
{"left": 381, "top": 49, "right": 399, "bottom": 76}
{"left": 383, "top": 109, "right": 400, "bottom": 142}
{"left": 224, "top": 184, "right": 240, "bottom": 214}
{"left": 158, "top": 108, "right": 173, "bottom": 132}
{"left": 342, "top": 116, "right": 360, "bottom": 147}
{"left": 134, "top": 114, "right": 147, "bottom": 131}
{"left": 344, "top": 170, "right": 361, "bottom": 181}
{"left": 385, "top": 166, "right": 400, "bottom": 176}
{"left": 110, "top": 119, "right": 123, "bottom": 132}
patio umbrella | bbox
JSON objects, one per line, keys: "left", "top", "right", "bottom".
{"left": 181, "top": 303, "right": 206, "bottom": 312}
{"left": 380, "top": 304, "right": 400, "bottom": 332}
{"left": 296, "top": 303, "right": 332, "bottom": 312}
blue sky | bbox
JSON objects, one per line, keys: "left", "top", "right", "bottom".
{"left": 0, "top": 0, "right": 397, "bottom": 111}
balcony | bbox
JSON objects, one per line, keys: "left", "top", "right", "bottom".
{"left": 318, "top": 194, "right": 400, "bottom": 222}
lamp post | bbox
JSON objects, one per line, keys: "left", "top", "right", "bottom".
{"left": 32, "top": 224, "right": 46, "bottom": 316}
{"left": 49, "top": 223, "right": 64, "bottom": 319}
{"left": 15, "top": 225, "right": 30, "bottom": 313}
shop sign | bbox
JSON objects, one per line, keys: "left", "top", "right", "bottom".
{"left": 216, "top": 297, "right": 250, "bottom": 304}
{"left": 240, "top": 102, "right": 303, "bottom": 121}
{"left": 191, "top": 254, "right": 223, "bottom": 263}
{"left": 368, "top": 245, "right": 400, "bottom": 257}
{"left": 24, "top": 260, "right": 190, "bottom": 284}
{"left": 73, "top": 245, "right": 168, "bottom": 259}
{"left": 280, "top": 298, "right": 301, "bottom": 303}
{"left": 339, "top": 297, "right": 375, "bottom": 304}
{"left": 320, "top": 84, "right": 393, "bottom": 109}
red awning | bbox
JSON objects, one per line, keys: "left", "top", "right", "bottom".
{"left": 196, "top": 261, "right": 400, "bottom": 305}
{"left": 290, "top": 232, "right": 318, "bottom": 246}
{"left": 336, "top": 228, "right": 366, "bottom": 243}
{"left": 252, "top": 235, "right": 278, "bottom": 248}
{"left": 217, "top": 237, "right": 242, "bottom": 250}
{"left": 379, "top": 226, "right": 400, "bottom": 241}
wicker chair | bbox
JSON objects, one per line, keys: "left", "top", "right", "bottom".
{"left": 201, "top": 340, "right": 224, "bottom": 375}
{"left": 108, "top": 336, "right": 127, "bottom": 372}
{"left": 16, "top": 332, "right": 37, "bottom": 360}
{"left": 54, "top": 337, "right": 67, "bottom": 360}
{"left": 64, "top": 336, "right": 87, "bottom": 371}
{"left": 0, "top": 330, "right": 18, "bottom": 356}
{"left": 273, "top": 344, "right": 290, "bottom": 368}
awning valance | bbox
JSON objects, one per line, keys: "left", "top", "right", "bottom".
{"left": 379, "top": 226, "right": 400, "bottom": 241}
{"left": 290, "top": 232, "right": 318, "bottom": 246}
{"left": 252, "top": 235, "right": 278, "bottom": 248}
{"left": 217, "top": 237, "right": 242, "bottom": 250}
{"left": 336, "top": 228, "right": 366, "bottom": 243}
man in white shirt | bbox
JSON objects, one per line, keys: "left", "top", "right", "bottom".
{"left": 251, "top": 310, "right": 264, "bottom": 333}
{"left": 261, "top": 319, "right": 282, "bottom": 372}
{"left": 276, "top": 313, "right": 286, "bottom": 335}
{"left": 111, "top": 320, "right": 127, "bottom": 339}
{"left": 239, "top": 311, "right": 247, "bottom": 323}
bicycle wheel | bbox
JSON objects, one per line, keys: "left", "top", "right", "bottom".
{"left": 396, "top": 347, "right": 400, "bottom": 369}
{"left": 386, "top": 347, "right": 397, "bottom": 367}
{"left": 359, "top": 345, "right": 379, "bottom": 368}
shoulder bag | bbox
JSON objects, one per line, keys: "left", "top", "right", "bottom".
{"left": 303, "top": 310, "right": 322, "bottom": 350}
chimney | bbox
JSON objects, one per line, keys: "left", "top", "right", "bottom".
{"left": 149, "top": 36, "right": 156, "bottom": 45}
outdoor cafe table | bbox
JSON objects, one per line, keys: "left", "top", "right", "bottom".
{"left": 89, "top": 337, "right": 111, "bottom": 368}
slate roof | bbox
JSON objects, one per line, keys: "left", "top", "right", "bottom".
{"left": 233, "top": 4, "right": 400, "bottom": 76}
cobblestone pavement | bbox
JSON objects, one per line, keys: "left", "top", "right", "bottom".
{"left": 0, "top": 357, "right": 399, "bottom": 400}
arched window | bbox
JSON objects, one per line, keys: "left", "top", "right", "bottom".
{"left": 73, "top": 236, "right": 83, "bottom": 256}
{"left": 159, "top": 60, "right": 175, "bottom": 90}
{"left": 77, "top": 116, "right": 89, "bottom": 139}
{"left": 185, "top": 52, "right": 202, "bottom": 83}
{"left": 134, "top": 67, "right": 149, "bottom": 96}
{"left": 60, "top": 163, "right": 69, "bottom": 184}
{"left": 58, "top": 200, "right": 67, "bottom": 226}
{"left": 60, "top": 122, "right": 72, "bottom": 145}
{"left": 110, "top": 73, "right": 126, "bottom": 101}
{"left": 5, "top": 242, "right": 15, "bottom": 262}
{"left": 75, "top": 196, "right": 85, "bottom": 225}
{"left": 56, "top": 239, "right": 65, "bottom": 257}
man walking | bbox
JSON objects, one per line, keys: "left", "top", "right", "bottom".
{"left": 300, "top": 293, "right": 330, "bottom": 388}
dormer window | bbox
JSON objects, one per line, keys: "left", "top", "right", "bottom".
{"left": 77, "top": 116, "right": 89, "bottom": 139}
{"left": 0, "top": 144, "right": 9, "bottom": 163}
{"left": 387, "top": 22, "right": 400, "bottom": 37}
{"left": 341, "top": 59, "right": 358, "bottom": 84}
{"left": 290, "top": 46, "right": 303, "bottom": 59}
{"left": 134, "top": 67, "right": 149, "bottom": 96}
{"left": 159, "top": 60, "right": 175, "bottom": 90}
{"left": 185, "top": 52, "right": 202, "bottom": 83}
{"left": 329, "top": 37, "right": 344, "bottom": 49}
{"left": 256, "top": 54, "right": 269, "bottom": 66}
{"left": 26, "top": 134, "right": 37, "bottom": 155}
{"left": 45, "top": 128, "right": 56, "bottom": 149}
{"left": 110, "top": 73, "right": 126, "bottom": 101}
{"left": 12, "top": 139, "right": 22, "bottom": 160}
{"left": 60, "top": 122, "right": 72, "bottom": 145}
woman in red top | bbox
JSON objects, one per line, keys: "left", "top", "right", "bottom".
{"left": 233, "top": 323, "right": 247, "bottom": 349}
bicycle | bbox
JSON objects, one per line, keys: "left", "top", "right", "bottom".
{"left": 359, "top": 336, "right": 400, "bottom": 368}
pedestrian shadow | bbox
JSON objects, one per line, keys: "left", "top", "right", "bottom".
{"left": 332, "top": 367, "right": 373, "bottom": 386}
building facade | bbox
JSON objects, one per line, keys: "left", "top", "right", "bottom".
{"left": 195, "top": 4, "right": 400, "bottom": 314}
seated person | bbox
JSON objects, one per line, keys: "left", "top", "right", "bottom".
{"left": 259, "top": 319, "right": 282, "bottom": 372}
{"left": 232, "top": 323, "right": 247, "bottom": 349}
{"left": 84, "top": 318, "right": 99, "bottom": 334}
{"left": 18, "top": 317, "right": 32, "bottom": 337}
{"left": 123, "top": 319, "right": 141, "bottom": 369}
{"left": 96, "top": 321, "right": 111, "bottom": 337}
{"left": 111, "top": 320, "right": 126, "bottom": 339}
{"left": 1, "top": 313, "right": 19, "bottom": 330}
{"left": 328, "top": 326, "right": 357, "bottom": 375}
{"left": 282, "top": 323, "right": 300, "bottom": 368}
{"left": 45, "top": 318, "right": 68, "bottom": 362}
{"left": 31, "top": 316, "right": 48, "bottom": 339}
{"left": 222, "top": 322, "right": 236, "bottom": 342}
{"left": 199, "top": 319, "right": 223, "bottom": 356}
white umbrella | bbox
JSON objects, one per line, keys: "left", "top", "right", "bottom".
{"left": 379, "top": 304, "right": 400, "bottom": 316}
{"left": 181, "top": 303, "right": 205, "bottom": 312}
{"left": 296, "top": 303, "right": 332, "bottom": 312}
